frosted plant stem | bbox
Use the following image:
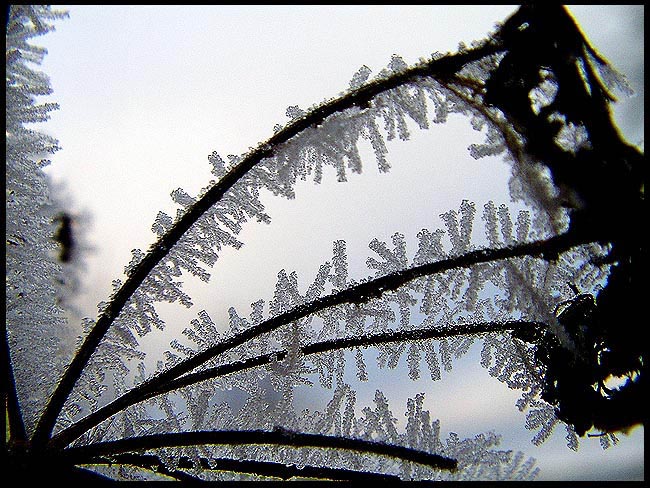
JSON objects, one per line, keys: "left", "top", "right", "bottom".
{"left": 31, "top": 39, "right": 506, "bottom": 448}
{"left": 61, "top": 429, "right": 458, "bottom": 472}
{"left": 3, "top": 330, "right": 27, "bottom": 444}
{"left": 147, "top": 320, "right": 547, "bottom": 394}
{"left": 81, "top": 452, "right": 403, "bottom": 481}
{"left": 49, "top": 230, "right": 596, "bottom": 450}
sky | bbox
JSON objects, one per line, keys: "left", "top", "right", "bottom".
{"left": 30, "top": 5, "right": 643, "bottom": 481}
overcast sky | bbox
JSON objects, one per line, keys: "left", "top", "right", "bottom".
{"left": 33, "top": 5, "right": 643, "bottom": 480}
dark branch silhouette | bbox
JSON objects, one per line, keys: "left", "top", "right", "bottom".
{"left": 82, "top": 452, "right": 403, "bottom": 481}
{"left": 49, "top": 229, "right": 591, "bottom": 450}
{"left": 480, "top": 4, "right": 645, "bottom": 439}
{"left": 50, "top": 319, "right": 545, "bottom": 450}
{"left": 61, "top": 429, "right": 458, "bottom": 472}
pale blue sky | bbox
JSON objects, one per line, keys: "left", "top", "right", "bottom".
{"left": 33, "top": 5, "right": 643, "bottom": 480}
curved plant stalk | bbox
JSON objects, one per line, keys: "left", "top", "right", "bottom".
{"left": 49, "top": 230, "right": 595, "bottom": 450}
{"left": 51, "top": 320, "right": 544, "bottom": 450}
{"left": 81, "top": 452, "right": 403, "bottom": 481}
{"left": 61, "top": 429, "right": 458, "bottom": 472}
{"left": 32, "top": 37, "right": 507, "bottom": 449}
{"left": 163, "top": 319, "right": 546, "bottom": 387}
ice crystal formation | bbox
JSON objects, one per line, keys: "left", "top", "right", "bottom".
{"left": 6, "top": 5, "right": 643, "bottom": 481}
{"left": 6, "top": 4, "right": 70, "bottom": 437}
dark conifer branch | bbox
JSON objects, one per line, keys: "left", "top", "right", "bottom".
{"left": 61, "top": 429, "right": 458, "bottom": 472}
{"left": 162, "top": 320, "right": 546, "bottom": 393}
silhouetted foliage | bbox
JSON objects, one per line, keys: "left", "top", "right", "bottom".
{"left": 484, "top": 4, "right": 644, "bottom": 439}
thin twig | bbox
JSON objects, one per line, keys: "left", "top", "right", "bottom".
{"left": 49, "top": 230, "right": 596, "bottom": 450}
{"left": 50, "top": 320, "right": 541, "bottom": 450}
{"left": 61, "top": 429, "right": 458, "bottom": 472}
{"left": 168, "top": 319, "right": 545, "bottom": 391}
{"left": 86, "top": 454, "right": 203, "bottom": 481}
{"left": 90, "top": 452, "right": 402, "bottom": 481}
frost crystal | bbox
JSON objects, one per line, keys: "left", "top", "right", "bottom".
{"left": 286, "top": 105, "right": 306, "bottom": 121}
{"left": 6, "top": 5, "right": 70, "bottom": 436}
{"left": 584, "top": 49, "right": 634, "bottom": 100}
{"left": 528, "top": 69, "right": 558, "bottom": 115}
{"left": 552, "top": 115, "right": 592, "bottom": 154}
{"left": 349, "top": 65, "right": 372, "bottom": 90}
